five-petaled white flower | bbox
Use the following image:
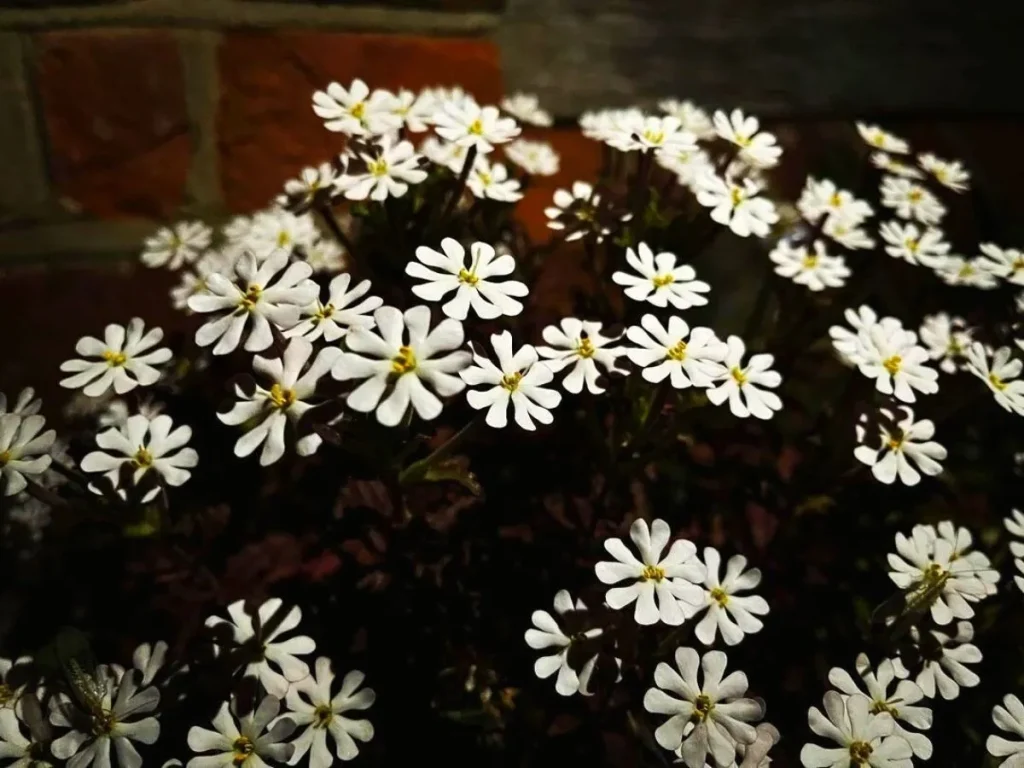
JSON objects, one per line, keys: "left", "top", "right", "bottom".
{"left": 658, "top": 99, "right": 715, "bottom": 139}
{"left": 499, "top": 92, "right": 552, "bottom": 127}
{"left": 854, "top": 407, "right": 946, "bottom": 486}
{"left": 692, "top": 548, "right": 769, "bottom": 647}
{"left": 219, "top": 338, "right": 341, "bottom": 466}
{"left": 1005, "top": 509, "right": 1024, "bottom": 593}
{"left": 187, "top": 695, "right": 295, "bottom": 768}
{"left": 965, "top": 343, "right": 1024, "bottom": 415}
{"left": 644, "top": 647, "right": 764, "bottom": 768}
{"left": 287, "top": 273, "right": 382, "bottom": 344}
{"left": 536, "top": 318, "right": 626, "bottom": 395}
{"left": 205, "top": 599, "right": 315, "bottom": 698}
{"left": 284, "top": 658, "right": 374, "bottom": 766}
{"left": 880, "top": 176, "right": 946, "bottom": 226}
{"left": 713, "top": 109, "right": 781, "bottom": 169}
{"left": 188, "top": 251, "right": 318, "bottom": 356}
{"left": 987, "top": 693, "right": 1024, "bottom": 768}
{"left": 502, "top": 139, "right": 560, "bottom": 176}
{"left": 696, "top": 173, "right": 779, "bottom": 238}
{"left": 625, "top": 314, "right": 727, "bottom": 389}
{"left": 460, "top": 331, "right": 561, "bottom": 430}
{"left": 60, "top": 318, "right": 172, "bottom": 397}
{"left": 893, "top": 622, "right": 981, "bottom": 700}
{"left": 311, "top": 79, "right": 400, "bottom": 137}
{"left": 0, "top": 415, "right": 55, "bottom": 497}
{"left": 82, "top": 413, "right": 198, "bottom": 502}
{"left": 878, "top": 221, "right": 949, "bottom": 266}
{"left": 525, "top": 591, "right": 604, "bottom": 697}
{"left": 707, "top": 336, "right": 783, "bottom": 420}
{"left": 918, "top": 153, "right": 969, "bottom": 193}
{"left": 769, "top": 240, "right": 850, "bottom": 291}
{"left": 332, "top": 305, "right": 470, "bottom": 427}
{"left": 433, "top": 100, "right": 520, "bottom": 153}
{"left": 856, "top": 123, "right": 910, "bottom": 154}
{"left": 141, "top": 221, "right": 212, "bottom": 270}
{"left": 797, "top": 177, "right": 873, "bottom": 226}
{"left": 799, "top": 690, "right": 911, "bottom": 768}
{"left": 933, "top": 254, "right": 1000, "bottom": 289}
{"left": 612, "top": 243, "right": 711, "bottom": 309}
{"left": 407, "top": 238, "right": 528, "bottom": 321}
{"left": 855, "top": 325, "right": 939, "bottom": 403}
{"left": 595, "top": 518, "right": 705, "bottom": 626}
{"left": 918, "top": 313, "right": 971, "bottom": 373}
{"left": 336, "top": 135, "right": 427, "bottom": 202}
{"left": 979, "top": 243, "right": 1024, "bottom": 285}
{"left": 466, "top": 156, "right": 523, "bottom": 202}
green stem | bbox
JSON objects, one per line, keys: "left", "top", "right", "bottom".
{"left": 435, "top": 146, "right": 477, "bottom": 234}
{"left": 398, "top": 417, "right": 479, "bottom": 486}
{"left": 317, "top": 203, "right": 361, "bottom": 275}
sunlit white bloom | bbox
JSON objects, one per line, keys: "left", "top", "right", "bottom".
{"left": 60, "top": 318, "right": 171, "bottom": 397}
{"left": 419, "top": 135, "right": 470, "bottom": 174}
{"left": 421, "top": 86, "right": 475, "bottom": 116}
{"left": 855, "top": 324, "right": 939, "bottom": 402}
{"left": 503, "top": 139, "right": 559, "bottom": 176}
{"left": 658, "top": 99, "right": 714, "bottom": 139}
{"left": 713, "top": 109, "right": 781, "bottom": 169}
{"left": 82, "top": 414, "right": 197, "bottom": 502}
{"left": 0, "top": 415, "right": 55, "bottom": 497}
{"left": 625, "top": 314, "right": 727, "bottom": 389}
{"left": 919, "top": 313, "right": 971, "bottom": 373}
{"left": 223, "top": 214, "right": 253, "bottom": 245}
{"left": 880, "top": 176, "right": 945, "bottom": 225}
{"left": 390, "top": 88, "right": 434, "bottom": 133}
{"left": 595, "top": 518, "right": 705, "bottom": 626}
{"left": 336, "top": 135, "right": 427, "bottom": 202}
{"left": 829, "top": 306, "right": 903, "bottom": 366}
{"left": 171, "top": 250, "right": 237, "bottom": 311}
{"left": 312, "top": 78, "right": 401, "bottom": 137}
{"left": 692, "top": 548, "right": 769, "bottom": 647}
{"left": 823, "top": 213, "right": 876, "bottom": 250}
{"left": 205, "top": 599, "right": 315, "bottom": 698}
{"left": 280, "top": 164, "right": 337, "bottom": 211}
{"left": 188, "top": 251, "right": 318, "bottom": 355}
{"left": 537, "top": 318, "right": 626, "bottom": 395}
{"left": 965, "top": 342, "right": 1024, "bottom": 415}
{"left": 987, "top": 693, "right": 1024, "bottom": 768}
{"left": 893, "top": 622, "right": 981, "bottom": 700}
{"left": 879, "top": 220, "right": 948, "bottom": 266}
{"left": 500, "top": 92, "right": 552, "bottom": 127}
{"left": 871, "top": 151, "right": 923, "bottom": 178}
{"left": 525, "top": 591, "right": 604, "bottom": 696}
{"left": 0, "top": 388, "right": 40, "bottom": 417}
{"left": 302, "top": 238, "right": 346, "bottom": 274}
{"left": 578, "top": 107, "right": 644, "bottom": 143}
{"left": 544, "top": 181, "right": 612, "bottom": 242}
{"left": 854, "top": 407, "right": 946, "bottom": 485}
{"left": 141, "top": 221, "right": 212, "bottom": 270}
{"left": 460, "top": 332, "right": 560, "bottom": 430}
{"left": 284, "top": 659, "right": 374, "bottom": 766}
{"left": 607, "top": 114, "right": 698, "bottom": 156}
{"left": 707, "top": 336, "right": 783, "bottom": 420}
{"left": 769, "top": 239, "right": 850, "bottom": 291}
{"left": 433, "top": 100, "right": 520, "bottom": 153}
{"left": 332, "top": 305, "right": 470, "bottom": 427}
{"left": 797, "top": 177, "right": 873, "bottom": 226}
{"left": 856, "top": 123, "right": 910, "bottom": 154}
{"left": 466, "top": 156, "right": 523, "bottom": 202}
{"left": 799, "top": 690, "right": 910, "bottom": 768}
{"left": 247, "top": 210, "right": 319, "bottom": 261}
{"left": 644, "top": 647, "right": 763, "bottom": 767}
{"left": 829, "top": 655, "right": 933, "bottom": 760}
{"left": 1005, "top": 509, "right": 1024, "bottom": 593}
{"left": 187, "top": 695, "right": 294, "bottom": 768}
{"left": 219, "top": 339, "right": 340, "bottom": 466}
{"left": 923, "top": 521, "right": 1000, "bottom": 597}
{"left": 978, "top": 243, "right": 1024, "bottom": 285}
{"left": 287, "top": 274, "right": 381, "bottom": 344}
{"left": 918, "top": 153, "right": 970, "bottom": 193}
{"left": 407, "top": 238, "right": 528, "bottom": 321}
{"left": 696, "top": 173, "right": 779, "bottom": 238}
{"left": 933, "top": 254, "right": 1000, "bottom": 289}
{"left": 656, "top": 146, "right": 715, "bottom": 189}
{"left": 0, "top": 700, "right": 49, "bottom": 767}
{"left": 612, "top": 242, "right": 711, "bottom": 309}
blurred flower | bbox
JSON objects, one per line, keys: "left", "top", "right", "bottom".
{"left": 625, "top": 314, "right": 727, "bottom": 389}
{"left": 312, "top": 79, "right": 401, "bottom": 137}
{"left": 606, "top": 114, "right": 697, "bottom": 156}
{"left": 692, "top": 548, "right": 769, "bottom": 647}
{"left": 978, "top": 243, "right": 1024, "bottom": 285}
{"left": 170, "top": 250, "right": 238, "bottom": 311}
{"left": 499, "top": 92, "right": 552, "bottom": 127}
{"left": 433, "top": 101, "right": 520, "bottom": 153}
{"left": 60, "top": 318, "right": 171, "bottom": 397}
{"left": 769, "top": 240, "right": 850, "bottom": 291}
{"left": 303, "top": 238, "right": 346, "bottom": 274}
{"left": 419, "top": 136, "right": 470, "bottom": 174}
{"left": 612, "top": 242, "right": 711, "bottom": 309}
{"left": 544, "top": 181, "right": 619, "bottom": 243}
{"left": 854, "top": 407, "right": 946, "bottom": 486}
{"left": 336, "top": 135, "right": 427, "bottom": 202}
{"left": 0, "top": 415, "right": 56, "bottom": 497}
{"left": 854, "top": 324, "right": 938, "bottom": 403}
{"left": 284, "top": 659, "right": 374, "bottom": 766}
{"left": 246, "top": 210, "right": 320, "bottom": 262}
{"left": 879, "top": 220, "right": 948, "bottom": 266}
{"left": 933, "top": 255, "right": 1000, "bottom": 289}
{"left": 696, "top": 173, "right": 779, "bottom": 238}
{"left": 503, "top": 139, "right": 559, "bottom": 176}
{"left": 0, "top": 388, "right": 40, "bottom": 417}
{"left": 880, "top": 176, "right": 945, "bottom": 226}
{"left": 799, "top": 690, "right": 909, "bottom": 768}
{"left": 279, "top": 164, "right": 337, "bottom": 214}
{"left": 856, "top": 122, "right": 910, "bottom": 154}
{"left": 140, "top": 221, "right": 212, "bottom": 270}
{"left": 187, "top": 695, "right": 294, "bottom": 768}
{"left": 797, "top": 177, "right": 873, "bottom": 226}
{"left": 1004, "top": 509, "right": 1024, "bottom": 593}
{"left": 656, "top": 146, "right": 714, "bottom": 189}
{"left": 390, "top": 88, "right": 435, "bottom": 133}
{"left": 712, "top": 109, "right": 781, "bottom": 169}
{"left": 536, "top": 318, "right": 626, "bottom": 395}
{"left": 466, "top": 156, "right": 523, "bottom": 202}
{"left": 525, "top": 591, "right": 604, "bottom": 696}
{"left": 658, "top": 99, "right": 714, "bottom": 139}
{"left": 965, "top": 343, "right": 1024, "bottom": 415}
{"left": 871, "top": 151, "right": 923, "bottom": 178}
{"left": 287, "top": 273, "right": 381, "bottom": 344}
{"left": 822, "top": 213, "right": 875, "bottom": 250}
{"left": 917, "top": 153, "right": 969, "bottom": 193}
{"left": 918, "top": 313, "right": 971, "bottom": 373}
{"left": 707, "top": 336, "right": 783, "bottom": 420}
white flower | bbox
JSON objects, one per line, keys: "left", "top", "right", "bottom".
{"left": 579, "top": 107, "right": 643, "bottom": 143}
{"left": 205, "top": 599, "right": 315, "bottom": 698}
{"left": 536, "top": 318, "right": 626, "bottom": 395}
{"left": 406, "top": 238, "right": 528, "bottom": 321}
{"left": 656, "top": 146, "right": 714, "bottom": 189}
{"left": 466, "top": 156, "right": 523, "bottom": 202}
{"left": 0, "top": 388, "right": 40, "bottom": 418}
{"left": 829, "top": 655, "right": 932, "bottom": 760}
{"left": 223, "top": 214, "right": 254, "bottom": 245}
{"left": 925, "top": 521, "right": 1000, "bottom": 597}
{"left": 797, "top": 177, "right": 873, "bottom": 226}
{"left": 607, "top": 115, "right": 698, "bottom": 156}
{"left": 60, "top": 318, "right": 172, "bottom": 397}
{"left": 800, "top": 690, "right": 911, "bottom": 768}
{"left": 0, "top": 415, "right": 56, "bottom": 497}
{"left": 712, "top": 109, "right": 782, "bottom": 169}
{"left": 879, "top": 220, "right": 949, "bottom": 266}
{"left": 390, "top": 88, "right": 434, "bottom": 133}
{"left": 1005, "top": 509, "right": 1024, "bottom": 594}
{"left": 625, "top": 314, "right": 727, "bottom": 389}
{"left": 919, "top": 313, "right": 971, "bottom": 373}
{"left": 966, "top": 342, "right": 1024, "bottom": 415}
{"left": 284, "top": 659, "right": 374, "bottom": 766}
{"left": 543, "top": 181, "right": 612, "bottom": 242}
{"left": 769, "top": 240, "right": 850, "bottom": 291}
{"left": 302, "top": 239, "right": 346, "bottom": 274}
{"left": 133, "top": 641, "right": 169, "bottom": 687}
{"left": 433, "top": 100, "right": 520, "bottom": 153}
{"left": 692, "top": 548, "right": 769, "bottom": 647}
{"left": 499, "top": 92, "right": 552, "bottom": 127}
{"left": 280, "top": 164, "right": 337, "bottom": 210}
{"left": 333, "top": 305, "right": 470, "bottom": 427}
{"left": 988, "top": 693, "right": 1024, "bottom": 767}
{"left": 643, "top": 647, "right": 763, "bottom": 768}
{"left": 311, "top": 79, "right": 401, "bottom": 137}
{"left": 856, "top": 123, "right": 910, "bottom": 154}
{"left": 854, "top": 324, "right": 938, "bottom": 403}
{"left": 612, "top": 242, "right": 711, "bottom": 309}
{"left": 503, "top": 139, "right": 559, "bottom": 176}
{"left": 187, "top": 696, "right": 294, "bottom": 768}
{"left": 51, "top": 668, "right": 161, "bottom": 768}
{"left": 219, "top": 338, "right": 341, "bottom": 466}
{"left": 336, "top": 135, "right": 427, "bottom": 201}
{"left": 829, "top": 306, "right": 902, "bottom": 366}
{"left": 0, "top": 701, "right": 50, "bottom": 768}
{"left": 460, "top": 332, "right": 560, "bottom": 430}
{"left": 696, "top": 173, "right": 779, "bottom": 238}
{"left": 188, "top": 251, "right": 318, "bottom": 356}
{"left": 81, "top": 413, "right": 197, "bottom": 502}
{"left": 247, "top": 210, "right": 319, "bottom": 261}
{"left": 880, "top": 176, "right": 945, "bottom": 226}
{"left": 979, "top": 243, "right": 1024, "bottom": 285}
{"left": 171, "top": 250, "right": 237, "bottom": 311}
{"left": 933, "top": 254, "right": 1000, "bottom": 288}
{"left": 871, "top": 151, "right": 924, "bottom": 179}
{"left": 707, "top": 336, "right": 783, "bottom": 420}
{"left": 894, "top": 622, "right": 981, "bottom": 700}
{"left": 419, "top": 136, "right": 469, "bottom": 174}
{"left": 823, "top": 213, "right": 876, "bottom": 250}
{"left": 658, "top": 99, "right": 714, "bottom": 139}
{"left": 525, "top": 591, "right": 604, "bottom": 696}
{"left": 854, "top": 407, "right": 946, "bottom": 486}
{"left": 595, "top": 518, "right": 705, "bottom": 626}
{"left": 0, "top": 656, "right": 32, "bottom": 712}
{"left": 287, "top": 274, "right": 381, "bottom": 344}
{"left": 918, "top": 153, "right": 969, "bottom": 193}
{"left": 141, "top": 221, "right": 212, "bottom": 270}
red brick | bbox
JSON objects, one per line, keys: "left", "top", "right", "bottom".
{"left": 218, "top": 31, "right": 503, "bottom": 211}
{"left": 35, "top": 30, "right": 190, "bottom": 218}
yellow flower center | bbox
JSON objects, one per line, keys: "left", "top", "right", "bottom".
{"left": 869, "top": 699, "right": 899, "bottom": 717}
{"left": 313, "top": 705, "right": 334, "bottom": 729}
{"left": 468, "top": 118, "right": 484, "bottom": 135}
{"left": 132, "top": 446, "right": 154, "bottom": 468}
{"left": 666, "top": 340, "right": 688, "bottom": 362}
{"left": 710, "top": 587, "right": 729, "bottom": 607}
{"left": 907, "top": 188, "right": 923, "bottom": 204}
{"left": 93, "top": 709, "right": 118, "bottom": 736}
{"left": 501, "top": 372, "right": 523, "bottom": 392}
{"left": 458, "top": 268, "right": 479, "bottom": 286}
{"left": 849, "top": 741, "right": 873, "bottom": 765}
{"left": 735, "top": 134, "right": 752, "bottom": 148}
{"left": 269, "top": 383, "right": 296, "bottom": 410}
{"left": 904, "top": 237, "right": 920, "bottom": 253}
{"left": 729, "top": 186, "right": 744, "bottom": 207}
{"left": 0, "top": 683, "right": 12, "bottom": 706}
{"left": 802, "top": 254, "right": 818, "bottom": 269}
{"left": 948, "top": 338, "right": 963, "bottom": 355}
{"left": 652, "top": 273, "right": 675, "bottom": 288}
{"left": 0, "top": 451, "right": 10, "bottom": 468}
{"left": 886, "top": 435, "right": 904, "bottom": 451}
{"left": 232, "top": 736, "right": 255, "bottom": 765}
{"left": 276, "top": 231, "right": 291, "bottom": 248}
{"left": 934, "top": 168, "right": 948, "bottom": 183}
{"left": 577, "top": 338, "right": 596, "bottom": 359}
{"left": 691, "top": 694, "right": 715, "bottom": 722}
{"left": 731, "top": 366, "right": 747, "bottom": 385}
{"left": 392, "top": 346, "right": 417, "bottom": 374}
{"left": 350, "top": 102, "right": 366, "bottom": 120}
{"left": 368, "top": 158, "right": 390, "bottom": 178}
{"left": 1013, "top": 257, "right": 1024, "bottom": 274}
{"left": 958, "top": 263, "right": 975, "bottom": 278}
{"left": 240, "top": 284, "right": 263, "bottom": 310}
{"left": 102, "top": 349, "right": 127, "bottom": 367}
{"left": 313, "top": 304, "right": 335, "bottom": 324}
{"left": 829, "top": 192, "right": 842, "bottom": 208}
{"left": 922, "top": 562, "right": 949, "bottom": 589}
{"left": 640, "top": 564, "right": 665, "bottom": 582}
{"left": 642, "top": 129, "right": 665, "bottom": 145}
{"left": 882, "top": 355, "right": 902, "bottom": 376}
{"left": 478, "top": 172, "right": 493, "bottom": 186}
{"left": 989, "top": 372, "right": 1007, "bottom": 391}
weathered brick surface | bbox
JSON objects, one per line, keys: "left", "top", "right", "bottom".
{"left": 218, "top": 30, "right": 503, "bottom": 211}
{"left": 35, "top": 29, "right": 190, "bottom": 218}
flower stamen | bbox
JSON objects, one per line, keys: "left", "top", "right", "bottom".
{"left": 392, "top": 346, "right": 417, "bottom": 374}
